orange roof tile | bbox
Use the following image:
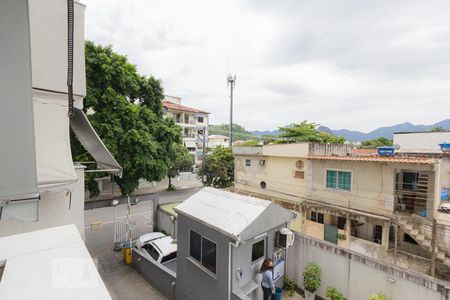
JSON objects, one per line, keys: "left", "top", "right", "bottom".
{"left": 307, "top": 155, "right": 434, "bottom": 164}
{"left": 162, "top": 101, "right": 209, "bottom": 114}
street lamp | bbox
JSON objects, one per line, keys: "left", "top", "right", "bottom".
{"left": 111, "top": 199, "right": 120, "bottom": 251}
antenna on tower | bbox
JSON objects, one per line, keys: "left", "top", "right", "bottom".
{"left": 227, "top": 74, "right": 236, "bottom": 147}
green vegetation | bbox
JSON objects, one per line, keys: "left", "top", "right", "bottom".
{"left": 209, "top": 123, "right": 257, "bottom": 141}
{"left": 431, "top": 126, "right": 445, "bottom": 132}
{"left": 303, "top": 262, "right": 321, "bottom": 293}
{"left": 369, "top": 292, "right": 388, "bottom": 300}
{"left": 359, "top": 137, "right": 393, "bottom": 149}
{"left": 284, "top": 276, "right": 297, "bottom": 296}
{"left": 167, "top": 144, "right": 195, "bottom": 190}
{"left": 198, "top": 146, "right": 234, "bottom": 188}
{"left": 71, "top": 41, "right": 183, "bottom": 196}
{"left": 234, "top": 140, "right": 260, "bottom": 147}
{"left": 326, "top": 286, "right": 347, "bottom": 300}
{"left": 278, "top": 121, "right": 345, "bottom": 144}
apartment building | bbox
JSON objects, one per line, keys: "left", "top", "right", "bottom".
{"left": 162, "top": 95, "right": 209, "bottom": 163}
{"left": 234, "top": 137, "right": 450, "bottom": 271}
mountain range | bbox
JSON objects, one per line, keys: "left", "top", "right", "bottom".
{"left": 250, "top": 119, "right": 450, "bottom": 142}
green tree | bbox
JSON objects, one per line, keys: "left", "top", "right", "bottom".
{"left": 167, "top": 143, "right": 195, "bottom": 190}
{"left": 359, "top": 137, "right": 393, "bottom": 149}
{"left": 71, "top": 41, "right": 182, "bottom": 196}
{"left": 431, "top": 126, "right": 445, "bottom": 132}
{"left": 326, "top": 286, "right": 347, "bottom": 300}
{"left": 198, "top": 147, "right": 234, "bottom": 188}
{"left": 278, "top": 121, "right": 345, "bottom": 144}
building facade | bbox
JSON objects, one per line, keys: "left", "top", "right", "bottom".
{"left": 208, "top": 134, "right": 230, "bottom": 148}
{"left": 162, "top": 96, "right": 209, "bottom": 163}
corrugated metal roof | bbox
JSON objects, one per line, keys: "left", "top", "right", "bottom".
{"left": 174, "top": 188, "right": 271, "bottom": 239}
{"left": 307, "top": 155, "right": 434, "bottom": 164}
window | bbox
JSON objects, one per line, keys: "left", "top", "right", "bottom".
{"left": 184, "top": 128, "right": 189, "bottom": 137}
{"left": 143, "top": 244, "right": 160, "bottom": 261}
{"left": 197, "top": 116, "right": 204, "bottom": 123}
{"left": 245, "top": 159, "right": 251, "bottom": 167}
{"left": 252, "top": 240, "right": 265, "bottom": 263}
{"left": 310, "top": 211, "right": 324, "bottom": 224}
{"left": 175, "top": 113, "right": 181, "bottom": 123}
{"left": 258, "top": 159, "right": 266, "bottom": 166}
{"left": 198, "top": 129, "right": 204, "bottom": 135}
{"left": 161, "top": 252, "right": 177, "bottom": 263}
{"left": 189, "top": 230, "right": 217, "bottom": 274}
{"left": 402, "top": 172, "right": 418, "bottom": 190}
{"left": 184, "top": 114, "right": 189, "bottom": 124}
{"left": 326, "top": 170, "right": 351, "bottom": 191}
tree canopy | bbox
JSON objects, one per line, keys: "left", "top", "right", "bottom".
{"left": 71, "top": 41, "right": 183, "bottom": 196}
{"left": 167, "top": 143, "right": 195, "bottom": 190}
{"left": 431, "top": 126, "right": 445, "bottom": 132}
{"left": 359, "top": 137, "right": 393, "bottom": 149}
{"left": 198, "top": 147, "right": 234, "bottom": 188}
{"left": 277, "top": 121, "right": 345, "bottom": 144}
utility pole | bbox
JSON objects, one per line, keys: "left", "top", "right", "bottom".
{"left": 227, "top": 74, "right": 236, "bottom": 147}
{"left": 431, "top": 218, "right": 437, "bottom": 277}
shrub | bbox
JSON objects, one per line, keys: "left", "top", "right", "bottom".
{"left": 303, "top": 262, "right": 321, "bottom": 293}
{"left": 326, "top": 286, "right": 346, "bottom": 300}
{"left": 369, "top": 292, "right": 388, "bottom": 300}
{"left": 284, "top": 276, "right": 296, "bottom": 296}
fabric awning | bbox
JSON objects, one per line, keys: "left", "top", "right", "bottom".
{"left": 184, "top": 140, "right": 197, "bottom": 148}
{"left": 0, "top": 0, "right": 39, "bottom": 202}
{"left": 70, "top": 108, "right": 123, "bottom": 176}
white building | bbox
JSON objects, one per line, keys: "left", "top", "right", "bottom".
{"left": 208, "top": 134, "right": 230, "bottom": 148}
{"left": 162, "top": 96, "right": 209, "bottom": 163}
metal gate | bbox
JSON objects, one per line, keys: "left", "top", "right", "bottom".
{"left": 114, "top": 211, "right": 153, "bottom": 247}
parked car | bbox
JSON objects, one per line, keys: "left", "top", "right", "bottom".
{"left": 135, "top": 232, "right": 177, "bottom": 264}
{"left": 439, "top": 202, "right": 450, "bottom": 213}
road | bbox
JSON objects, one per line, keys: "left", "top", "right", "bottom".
{"left": 84, "top": 188, "right": 200, "bottom": 300}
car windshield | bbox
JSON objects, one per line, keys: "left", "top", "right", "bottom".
{"left": 161, "top": 251, "right": 177, "bottom": 263}
{"left": 143, "top": 244, "right": 159, "bottom": 261}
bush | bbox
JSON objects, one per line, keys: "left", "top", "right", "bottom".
{"left": 369, "top": 292, "right": 388, "bottom": 300}
{"left": 284, "top": 276, "right": 296, "bottom": 296}
{"left": 326, "top": 286, "right": 346, "bottom": 300}
{"left": 303, "top": 262, "right": 321, "bottom": 293}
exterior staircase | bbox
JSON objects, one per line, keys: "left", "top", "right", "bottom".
{"left": 397, "top": 217, "right": 450, "bottom": 266}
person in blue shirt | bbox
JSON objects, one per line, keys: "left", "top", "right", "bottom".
{"left": 260, "top": 258, "right": 275, "bottom": 300}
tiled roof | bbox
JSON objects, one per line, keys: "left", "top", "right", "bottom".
{"left": 307, "top": 155, "right": 435, "bottom": 164}
{"left": 162, "top": 101, "right": 209, "bottom": 114}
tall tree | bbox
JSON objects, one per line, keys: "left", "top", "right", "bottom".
{"left": 198, "top": 147, "right": 234, "bottom": 188}
{"left": 278, "top": 121, "right": 345, "bottom": 144}
{"left": 71, "top": 41, "right": 182, "bottom": 196}
{"left": 431, "top": 126, "right": 445, "bottom": 132}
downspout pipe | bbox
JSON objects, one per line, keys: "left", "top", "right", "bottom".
{"left": 228, "top": 238, "right": 240, "bottom": 300}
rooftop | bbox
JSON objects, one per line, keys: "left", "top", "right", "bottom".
{"left": 162, "top": 101, "right": 209, "bottom": 114}
{"left": 174, "top": 188, "right": 295, "bottom": 241}
{"left": 208, "top": 134, "right": 229, "bottom": 139}
{"left": 0, "top": 225, "right": 111, "bottom": 300}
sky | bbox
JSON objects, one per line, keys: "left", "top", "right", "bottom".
{"left": 82, "top": 0, "right": 450, "bottom": 132}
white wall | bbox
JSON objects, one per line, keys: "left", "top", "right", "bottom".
{"left": 394, "top": 132, "right": 450, "bottom": 154}
{"left": 0, "top": 167, "right": 86, "bottom": 238}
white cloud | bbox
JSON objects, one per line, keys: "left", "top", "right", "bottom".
{"left": 83, "top": 0, "right": 450, "bottom": 132}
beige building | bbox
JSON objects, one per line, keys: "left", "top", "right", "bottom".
{"left": 162, "top": 96, "right": 209, "bottom": 163}
{"left": 208, "top": 134, "right": 230, "bottom": 148}
{"left": 234, "top": 138, "right": 450, "bottom": 270}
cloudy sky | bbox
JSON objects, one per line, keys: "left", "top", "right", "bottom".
{"left": 83, "top": 0, "right": 450, "bottom": 132}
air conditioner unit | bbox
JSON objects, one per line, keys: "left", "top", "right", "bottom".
{"left": 259, "top": 159, "right": 266, "bottom": 166}
{"left": 276, "top": 228, "right": 295, "bottom": 248}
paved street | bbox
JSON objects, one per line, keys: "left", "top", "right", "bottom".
{"left": 84, "top": 188, "right": 200, "bottom": 300}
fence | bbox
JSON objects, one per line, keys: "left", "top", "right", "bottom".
{"left": 287, "top": 233, "right": 450, "bottom": 300}
{"left": 114, "top": 212, "right": 153, "bottom": 246}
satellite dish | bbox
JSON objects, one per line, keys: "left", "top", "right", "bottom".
{"left": 394, "top": 144, "right": 401, "bottom": 150}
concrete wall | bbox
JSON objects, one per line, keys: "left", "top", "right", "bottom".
{"left": 0, "top": 166, "right": 86, "bottom": 238}
{"left": 176, "top": 214, "right": 231, "bottom": 300}
{"left": 309, "top": 160, "right": 434, "bottom": 217}
{"left": 235, "top": 155, "right": 308, "bottom": 203}
{"left": 132, "top": 249, "right": 176, "bottom": 299}
{"left": 262, "top": 143, "right": 309, "bottom": 157}
{"left": 394, "top": 132, "right": 450, "bottom": 154}
{"left": 287, "top": 233, "right": 450, "bottom": 300}
{"left": 157, "top": 209, "right": 176, "bottom": 238}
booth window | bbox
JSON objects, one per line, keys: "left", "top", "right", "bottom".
{"left": 252, "top": 240, "right": 265, "bottom": 263}
{"left": 245, "top": 159, "right": 251, "bottom": 167}
{"left": 189, "top": 230, "right": 217, "bottom": 274}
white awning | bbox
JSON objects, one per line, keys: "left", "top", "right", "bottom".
{"left": 184, "top": 140, "right": 197, "bottom": 148}
{"left": 0, "top": 0, "right": 39, "bottom": 202}
{"left": 70, "top": 108, "right": 123, "bottom": 177}
{"left": 34, "top": 92, "right": 78, "bottom": 188}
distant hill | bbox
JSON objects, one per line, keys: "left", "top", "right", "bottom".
{"left": 209, "top": 124, "right": 258, "bottom": 141}
{"left": 250, "top": 119, "right": 450, "bottom": 142}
